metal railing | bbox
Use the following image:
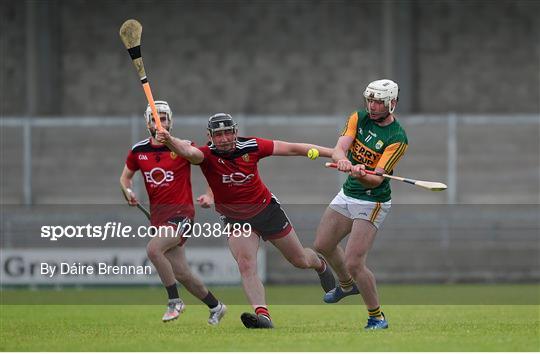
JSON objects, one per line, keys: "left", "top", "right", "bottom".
{"left": 1, "top": 114, "right": 539, "bottom": 205}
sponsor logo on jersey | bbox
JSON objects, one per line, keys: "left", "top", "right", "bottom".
{"left": 222, "top": 172, "right": 255, "bottom": 185}
{"left": 242, "top": 153, "right": 250, "bottom": 162}
{"left": 375, "top": 140, "right": 384, "bottom": 150}
{"left": 138, "top": 154, "right": 148, "bottom": 160}
{"left": 144, "top": 167, "right": 174, "bottom": 185}
{"left": 170, "top": 152, "right": 177, "bottom": 159}
{"left": 218, "top": 158, "right": 225, "bottom": 165}
{"left": 368, "top": 130, "right": 377, "bottom": 137}
{"left": 350, "top": 139, "right": 381, "bottom": 168}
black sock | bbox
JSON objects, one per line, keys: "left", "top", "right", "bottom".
{"left": 166, "top": 283, "right": 179, "bottom": 300}
{"left": 201, "top": 291, "right": 219, "bottom": 309}
{"left": 316, "top": 257, "right": 327, "bottom": 274}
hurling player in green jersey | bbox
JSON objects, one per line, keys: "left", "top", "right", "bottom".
{"left": 314, "top": 79, "right": 408, "bottom": 330}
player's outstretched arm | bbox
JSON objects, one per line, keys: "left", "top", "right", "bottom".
{"left": 272, "top": 140, "right": 333, "bottom": 158}
{"left": 120, "top": 165, "right": 138, "bottom": 206}
{"left": 155, "top": 130, "right": 204, "bottom": 164}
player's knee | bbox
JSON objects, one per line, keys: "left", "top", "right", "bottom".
{"left": 146, "top": 243, "right": 163, "bottom": 262}
{"left": 313, "top": 239, "right": 330, "bottom": 256}
{"left": 236, "top": 256, "right": 257, "bottom": 276}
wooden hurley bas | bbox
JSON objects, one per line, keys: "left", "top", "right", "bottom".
{"left": 324, "top": 162, "right": 447, "bottom": 192}
{"left": 119, "top": 19, "right": 163, "bottom": 131}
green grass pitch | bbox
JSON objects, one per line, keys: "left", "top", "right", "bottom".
{"left": 1, "top": 285, "right": 539, "bottom": 351}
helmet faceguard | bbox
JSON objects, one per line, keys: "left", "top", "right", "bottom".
{"left": 363, "top": 79, "right": 399, "bottom": 121}
{"left": 145, "top": 100, "right": 172, "bottom": 137}
{"left": 207, "top": 113, "right": 238, "bottom": 152}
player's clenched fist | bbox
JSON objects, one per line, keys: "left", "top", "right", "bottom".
{"left": 156, "top": 129, "right": 171, "bottom": 144}
{"left": 196, "top": 194, "right": 214, "bottom": 209}
{"left": 336, "top": 159, "right": 352, "bottom": 172}
{"left": 349, "top": 164, "right": 367, "bottom": 178}
{"left": 123, "top": 187, "right": 139, "bottom": 206}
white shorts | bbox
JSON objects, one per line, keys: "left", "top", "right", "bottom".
{"left": 328, "top": 189, "right": 391, "bottom": 229}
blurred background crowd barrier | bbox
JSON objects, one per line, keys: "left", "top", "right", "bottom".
{"left": 1, "top": 114, "right": 538, "bottom": 284}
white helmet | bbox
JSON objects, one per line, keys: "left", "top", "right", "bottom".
{"left": 145, "top": 100, "right": 173, "bottom": 130}
{"left": 363, "top": 79, "right": 399, "bottom": 115}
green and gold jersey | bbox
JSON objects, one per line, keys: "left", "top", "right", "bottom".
{"left": 341, "top": 110, "right": 408, "bottom": 202}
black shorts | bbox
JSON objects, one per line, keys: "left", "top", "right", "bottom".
{"left": 165, "top": 216, "right": 193, "bottom": 246}
{"left": 222, "top": 197, "right": 293, "bottom": 241}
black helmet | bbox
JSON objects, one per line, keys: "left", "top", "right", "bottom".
{"left": 207, "top": 113, "right": 238, "bottom": 135}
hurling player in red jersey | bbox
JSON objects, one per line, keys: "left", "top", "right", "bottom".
{"left": 120, "top": 101, "right": 226, "bottom": 325}
{"left": 156, "top": 113, "right": 336, "bottom": 329}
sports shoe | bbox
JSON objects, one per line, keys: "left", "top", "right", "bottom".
{"left": 240, "top": 312, "right": 274, "bottom": 329}
{"left": 317, "top": 256, "right": 336, "bottom": 292}
{"left": 364, "top": 313, "right": 388, "bottom": 330}
{"left": 162, "top": 300, "right": 185, "bottom": 322}
{"left": 323, "top": 283, "right": 360, "bottom": 303}
{"left": 208, "top": 302, "right": 227, "bottom": 325}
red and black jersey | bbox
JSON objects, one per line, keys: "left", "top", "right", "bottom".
{"left": 125, "top": 138, "right": 195, "bottom": 225}
{"left": 198, "top": 137, "right": 274, "bottom": 219}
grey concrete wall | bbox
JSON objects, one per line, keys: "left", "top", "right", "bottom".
{"left": 1, "top": 0, "right": 538, "bottom": 116}
{"left": 416, "top": 0, "right": 540, "bottom": 113}
{"left": 0, "top": 1, "right": 26, "bottom": 116}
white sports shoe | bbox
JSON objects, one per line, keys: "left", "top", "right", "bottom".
{"left": 207, "top": 302, "right": 227, "bottom": 325}
{"left": 162, "top": 300, "right": 185, "bottom": 322}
